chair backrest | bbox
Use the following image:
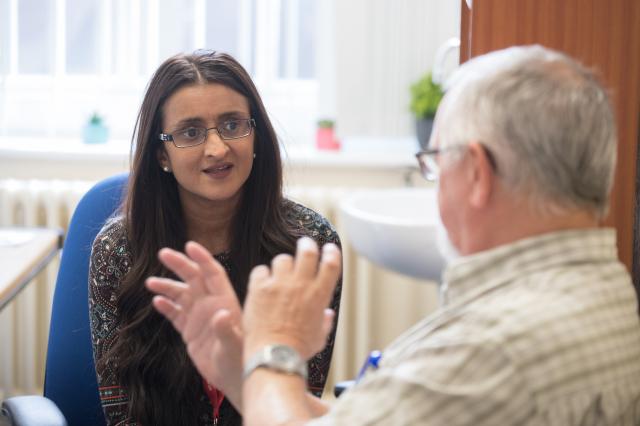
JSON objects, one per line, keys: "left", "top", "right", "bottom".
{"left": 44, "top": 173, "right": 128, "bottom": 426}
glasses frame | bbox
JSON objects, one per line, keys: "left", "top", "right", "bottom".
{"left": 415, "top": 144, "right": 497, "bottom": 182}
{"left": 159, "top": 118, "right": 256, "bottom": 148}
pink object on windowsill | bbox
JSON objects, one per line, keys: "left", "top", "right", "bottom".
{"left": 316, "top": 128, "right": 341, "bottom": 151}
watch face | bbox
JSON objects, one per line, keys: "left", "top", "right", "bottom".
{"left": 272, "top": 345, "right": 296, "bottom": 365}
{"left": 245, "top": 344, "right": 307, "bottom": 380}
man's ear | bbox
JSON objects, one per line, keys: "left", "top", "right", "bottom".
{"left": 467, "top": 142, "right": 494, "bottom": 208}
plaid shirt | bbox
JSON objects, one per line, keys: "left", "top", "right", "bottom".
{"left": 312, "top": 228, "right": 640, "bottom": 425}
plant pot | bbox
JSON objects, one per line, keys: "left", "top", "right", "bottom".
{"left": 316, "top": 127, "right": 340, "bottom": 150}
{"left": 415, "top": 117, "right": 434, "bottom": 151}
{"left": 83, "top": 123, "right": 109, "bottom": 144}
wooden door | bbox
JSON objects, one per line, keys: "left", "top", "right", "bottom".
{"left": 460, "top": 0, "right": 640, "bottom": 298}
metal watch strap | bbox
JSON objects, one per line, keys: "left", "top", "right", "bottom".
{"left": 243, "top": 344, "right": 308, "bottom": 381}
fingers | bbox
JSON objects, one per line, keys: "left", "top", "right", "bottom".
{"left": 210, "top": 309, "right": 234, "bottom": 338}
{"left": 146, "top": 277, "right": 189, "bottom": 302}
{"left": 321, "top": 308, "right": 335, "bottom": 338}
{"left": 158, "top": 247, "right": 207, "bottom": 296}
{"left": 269, "top": 237, "right": 321, "bottom": 282}
{"left": 271, "top": 253, "right": 293, "bottom": 278}
{"left": 185, "top": 241, "right": 234, "bottom": 297}
{"left": 151, "top": 295, "right": 186, "bottom": 332}
{"left": 293, "top": 237, "right": 320, "bottom": 279}
{"left": 210, "top": 309, "right": 242, "bottom": 344}
{"left": 157, "top": 241, "right": 234, "bottom": 301}
{"left": 249, "top": 264, "right": 270, "bottom": 282}
{"left": 147, "top": 275, "right": 190, "bottom": 334}
{"left": 249, "top": 240, "right": 340, "bottom": 299}
{"left": 247, "top": 264, "right": 270, "bottom": 295}
{"left": 316, "top": 243, "right": 341, "bottom": 301}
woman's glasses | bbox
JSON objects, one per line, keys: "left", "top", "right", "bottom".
{"left": 159, "top": 118, "right": 256, "bottom": 148}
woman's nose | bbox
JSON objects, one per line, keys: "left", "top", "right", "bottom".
{"left": 203, "top": 130, "right": 229, "bottom": 157}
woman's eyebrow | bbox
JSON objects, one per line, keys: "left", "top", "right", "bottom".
{"left": 217, "top": 111, "right": 250, "bottom": 120}
{"left": 171, "top": 117, "right": 204, "bottom": 129}
{"left": 170, "top": 111, "right": 250, "bottom": 130}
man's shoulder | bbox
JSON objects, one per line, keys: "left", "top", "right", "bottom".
{"left": 414, "top": 258, "right": 639, "bottom": 362}
{"left": 458, "top": 261, "right": 640, "bottom": 390}
{"left": 466, "top": 259, "right": 635, "bottom": 331}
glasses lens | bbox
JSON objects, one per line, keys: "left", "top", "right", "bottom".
{"left": 424, "top": 155, "right": 439, "bottom": 180}
{"left": 416, "top": 152, "right": 439, "bottom": 181}
{"left": 219, "top": 119, "right": 252, "bottom": 139}
{"left": 174, "top": 127, "right": 206, "bottom": 147}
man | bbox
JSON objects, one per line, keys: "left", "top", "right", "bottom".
{"left": 146, "top": 45, "right": 640, "bottom": 425}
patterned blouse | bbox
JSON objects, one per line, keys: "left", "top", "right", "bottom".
{"left": 89, "top": 200, "right": 342, "bottom": 426}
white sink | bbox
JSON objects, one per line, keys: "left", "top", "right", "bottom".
{"left": 339, "top": 188, "right": 445, "bottom": 282}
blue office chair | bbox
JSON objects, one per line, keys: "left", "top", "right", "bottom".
{"left": 1, "top": 173, "right": 128, "bottom": 426}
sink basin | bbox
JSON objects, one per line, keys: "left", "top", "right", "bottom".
{"left": 339, "top": 188, "right": 445, "bottom": 282}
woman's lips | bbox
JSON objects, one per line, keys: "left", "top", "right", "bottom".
{"left": 202, "top": 164, "right": 233, "bottom": 179}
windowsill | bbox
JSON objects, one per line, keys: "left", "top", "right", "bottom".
{"left": 0, "top": 136, "right": 420, "bottom": 169}
{"left": 0, "top": 137, "right": 133, "bottom": 163}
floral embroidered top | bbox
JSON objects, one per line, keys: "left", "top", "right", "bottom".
{"left": 89, "top": 200, "right": 342, "bottom": 426}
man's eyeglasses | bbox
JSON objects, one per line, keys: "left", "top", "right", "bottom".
{"left": 415, "top": 144, "right": 497, "bottom": 182}
{"left": 159, "top": 118, "right": 256, "bottom": 148}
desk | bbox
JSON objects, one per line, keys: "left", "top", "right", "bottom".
{"left": 0, "top": 227, "right": 63, "bottom": 311}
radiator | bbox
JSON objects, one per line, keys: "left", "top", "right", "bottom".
{"left": 0, "top": 179, "right": 92, "bottom": 399}
{"left": 0, "top": 179, "right": 438, "bottom": 400}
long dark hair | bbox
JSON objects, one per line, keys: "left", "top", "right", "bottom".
{"left": 98, "top": 51, "right": 301, "bottom": 425}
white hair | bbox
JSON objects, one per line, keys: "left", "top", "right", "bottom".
{"left": 435, "top": 45, "right": 617, "bottom": 219}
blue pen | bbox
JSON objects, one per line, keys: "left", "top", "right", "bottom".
{"left": 355, "top": 350, "right": 383, "bottom": 383}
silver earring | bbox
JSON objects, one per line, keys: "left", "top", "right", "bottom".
{"left": 163, "top": 166, "right": 170, "bottom": 172}
{"left": 253, "top": 153, "right": 256, "bottom": 159}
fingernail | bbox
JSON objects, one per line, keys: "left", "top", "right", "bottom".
{"left": 323, "top": 243, "right": 337, "bottom": 253}
{"left": 297, "top": 236, "right": 316, "bottom": 251}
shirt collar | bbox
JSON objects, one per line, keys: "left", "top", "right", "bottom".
{"left": 441, "top": 228, "right": 618, "bottom": 305}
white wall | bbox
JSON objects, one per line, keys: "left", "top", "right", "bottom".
{"left": 334, "top": 0, "right": 461, "bottom": 139}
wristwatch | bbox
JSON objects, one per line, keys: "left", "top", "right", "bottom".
{"left": 243, "top": 344, "right": 308, "bottom": 381}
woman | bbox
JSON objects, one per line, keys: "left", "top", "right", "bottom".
{"left": 89, "top": 50, "right": 342, "bottom": 426}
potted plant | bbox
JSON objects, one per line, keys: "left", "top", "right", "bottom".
{"left": 409, "top": 72, "right": 444, "bottom": 150}
{"left": 83, "top": 112, "right": 109, "bottom": 144}
{"left": 316, "top": 119, "right": 340, "bottom": 150}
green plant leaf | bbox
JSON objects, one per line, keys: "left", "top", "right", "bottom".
{"left": 409, "top": 72, "right": 444, "bottom": 119}
{"left": 317, "top": 119, "right": 335, "bottom": 129}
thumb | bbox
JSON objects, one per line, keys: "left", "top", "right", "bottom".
{"left": 212, "top": 309, "right": 242, "bottom": 343}
{"left": 321, "top": 308, "right": 335, "bottom": 339}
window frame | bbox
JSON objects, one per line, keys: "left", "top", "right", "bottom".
{"left": 1, "top": 0, "right": 321, "bottom": 145}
